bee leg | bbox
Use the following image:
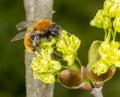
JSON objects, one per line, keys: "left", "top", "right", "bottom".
{"left": 30, "top": 35, "right": 40, "bottom": 53}
{"left": 35, "top": 35, "right": 41, "bottom": 53}
{"left": 43, "top": 33, "right": 50, "bottom": 41}
{"left": 30, "top": 36, "right": 34, "bottom": 44}
{"left": 35, "top": 46, "right": 40, "bottom": 53}
{"left": 50, "top": 31, "right": 56, "bottom": 36}
{"left": 35, "top": 34, "right": 40, "bottom": 46}
{"left": 50, "top": 53, "right": 56, "bottom": 59}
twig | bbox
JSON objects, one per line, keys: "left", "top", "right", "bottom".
{"left": 24, "top": 0, "right": 54, "bottom": 97}
{"left": 91, "top": 87, "right": 103, "bottom": 97}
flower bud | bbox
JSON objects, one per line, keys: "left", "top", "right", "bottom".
{"left": 88, "top": 40, "right": 116, "bottom": 85}
{"left": 86, "top": 65, "right": 116, "bottom": 87}
{"left": 58, "top": 69, "right": 81, "bottom": 89}
{"left": 79, "top": 66, "right": 92, "bottom": 91}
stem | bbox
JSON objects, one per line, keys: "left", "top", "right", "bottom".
{"left": 113, "top": 30, "right": 116, "bottom": 41}
{"left": 104, "top": 30, "right": 107, "bottom": 40}
{"left": 105, "top": 29, "right": 111, "bottom": 42}
{"left": 75, "top": 55, "right": 82, "bottom": 66}
{"left": 91, "top": 87, "right": 103, "bottom": 97}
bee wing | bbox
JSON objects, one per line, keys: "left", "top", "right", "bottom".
{"left": 11, "top": 31, "right": 31, "bottom": 42}
{"left": 16, "top": 21, "right": 35, "bottom": 31}
{"left": 30, "top": 30, "right": 43, "bottom": 36}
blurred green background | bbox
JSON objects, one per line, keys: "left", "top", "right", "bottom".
{"left": 1, "top": 0, "right": 120, "bottom": 97}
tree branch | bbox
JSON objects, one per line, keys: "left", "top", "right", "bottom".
{"left": 91, "top": 87, "right": 103, "bottom": 97}
{"left": 24, "top": 0, "right": 54, "bottom": 97}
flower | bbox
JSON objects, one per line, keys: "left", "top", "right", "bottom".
{"left": 89, "top": 40, "right": 120, "bottom": 75}
{"left": 31, "top": 50, "right": 61, "bottom": 84}
{"left": 90, "top": 59, "right": 109, "bottom": 76}
{"left": 90, "top": 9, "right": 112, "bottom": 30}
{"left": 113, "top": 17, "right": 120, "bottom": 32}
{"left": 99, "top": 41, "right": 120, "bottom": 67}
{"left": 56, "top": 30, "right": 81, "bottom": 65}
{"left": 104, "top": 0, "right": 120, "bottom": 17}
{"left": 33, "top": 72, "right": 55, "bottom": 84}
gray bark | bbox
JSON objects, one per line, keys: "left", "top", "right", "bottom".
{"left": 24, "top": 0, "right": 54, "bottom": 97}
{"left": 91, "top": 87, "right": 103, "bottom": 97}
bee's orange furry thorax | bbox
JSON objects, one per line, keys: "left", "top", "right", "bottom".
{"left": 34, "top": 19, "right": 52, "bottom": 32}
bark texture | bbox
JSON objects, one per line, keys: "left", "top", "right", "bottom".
{"left": 91, "top": 87, "right": 103, "bottom": 97}
{"left": 24, "top": 0, "right": 54, "bottom": 97}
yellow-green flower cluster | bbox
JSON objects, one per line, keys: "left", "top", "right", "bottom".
{"left": 89, "top": 40, "right": 120, "bottom": 76}
{"left": 90, "top": 0, "right": 120, "bottom": 32}
{"left": 31, "top": 39, "right": 61, "bottom": 84}
{"left": 113, "top": 17, "right": 120, "bottom": 32}
{"left": 90, "top": 59, "right": 109, "bottom": 76}
{"left": 31, "top": 30, "right": 81, "bottom": 84}
{"left": 56, "top": 31, "right": 81, "bottom": 65}
{"left": 104, "top": 0, "right": 120, "bottom": 18}
{"left": 89, "top": 0, "right": 120, "bottom": 76}
{"left": 99, "top": 41, "right": 120, "bottom": 67}
{"left": 90, "top": 10, "right": 112, "bottom": 29}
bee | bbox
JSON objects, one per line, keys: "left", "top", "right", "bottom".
{"left": 11, "top": 19, "right": 61, "bottom": 53}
